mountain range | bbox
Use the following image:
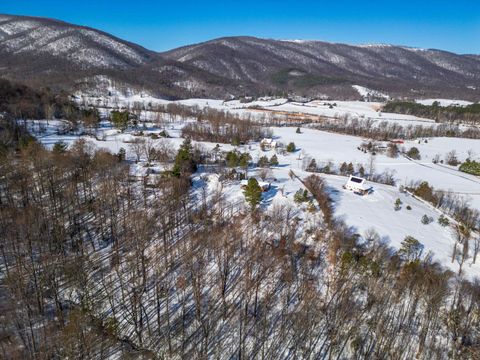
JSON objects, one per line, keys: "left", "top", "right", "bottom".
{"left": 1, "top": 14, "right": 479, "bottom": 100}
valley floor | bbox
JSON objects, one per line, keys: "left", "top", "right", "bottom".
{"left": 26, "top": 115, "right": 480, "bottom": 280}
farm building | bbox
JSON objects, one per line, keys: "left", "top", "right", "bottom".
{"left": 260, "top": 138, "right": 277, "bottom": 150}
{"left": 240, "top": 179, "right": 271, "bottom": 192}
{"left": 344, "top": 175, "right": 371, "bottom": 195}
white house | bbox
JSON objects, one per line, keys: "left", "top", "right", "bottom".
{"left": 260, "top": 138, "right": 277, "bottom": 150}
{"left": 344, "top": 175, "right": 371, "bottom": 195}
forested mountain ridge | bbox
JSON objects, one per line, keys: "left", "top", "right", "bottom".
{"left": 1, "top": 14, "right": 479, "bottom": 100}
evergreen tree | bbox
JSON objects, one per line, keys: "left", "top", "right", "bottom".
{"left": 52, "top": 140, "right": 68, "bottom": 155}
{"left": 243, "top": 178, "right": 262, "bottom": 209}
{"left": 438, "top": 214, "right": 450, "bottom": 227}
{"left": 111, "top": 110, "right": 130, "bottom": 132}
{"left": 172, "top": 138, "right": 197, "bottom": 177}
{"left": 258, "top": 155, "right": 270, "bottom": 168}
{"left": 226, "top": 151, "right": 239, "bottom": 167}
{"left": 238, "top": 153, "right": 251, "bottom": 168}
{"left": 399, "top": 236, "right": 424, "bottom": 261}
{"left": 269, "top": 154, "right": 279, "bottom": 166}
{"left": 286, "top": 142, "right": 296, "bottom": 152}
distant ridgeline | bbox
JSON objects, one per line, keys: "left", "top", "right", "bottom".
{"left": 383, "top": 101, "right": 480, "bottom": 124}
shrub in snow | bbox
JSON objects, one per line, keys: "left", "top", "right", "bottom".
{"left": 286, "top": 142, "right": 296, "bottom": 152}
{"left": 306, "top": 159, "right": 318, "bottom": 172}
{"left": 459, "top": 159, "right": 480, "bottom": 176}
{"left": 421, "top": 214, "right": 433, "bottom": 225}
{"left": 294, "top": 188, "right": 309, "bottom": 203}
{"left": 394, "top": 198, "right": 402, "bottom": 211}
{"left": 438, "top": 214, "right": 450, "bottom": 227}
{"left": 406, "top": 147, "right": 421, "bottom": 160}
{"left": 445, "top": 150, "right": 459, "bottom": 166}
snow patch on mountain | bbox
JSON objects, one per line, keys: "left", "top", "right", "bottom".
{"left": 352, "top": 85, "right": 390, "bottom": 100}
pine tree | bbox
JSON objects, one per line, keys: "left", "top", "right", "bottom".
{"left": 52, "top": 140, "right": 68, "bottom": 155}
{"left": 269, "top": 154, "right": 279, "bottom": 166}
{"left": 238, "top": 153, "right": 251, "bottom": 168}
{"left": 399, "top": 236, "right": 424, "bottom": 261}
{"left": 111, "top": 110, "right": 130, "bottom": 132}
{"left": 243, "top": 178, "right": 262, "bottom": 209}
{"left": 226, "top": 151, "right": 239, "bottom": 167}
{"left": 172, "top": 138, "right": 197, "bottom": 177}
{"left": 286, "top": 142, "right": 296, "bottom": 152}
{"left": 258, "top": 155, "right": 270, "bottom": 168}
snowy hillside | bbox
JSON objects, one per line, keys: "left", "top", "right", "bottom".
{"left": 1, "top": 14, "right": 480, "bottom": 100}
{"left": 0, "top": 14, "right": 154, "bottom": 69}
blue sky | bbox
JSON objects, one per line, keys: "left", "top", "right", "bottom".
{"left": 1, "top": 1, "right": 479, "bottom": 54}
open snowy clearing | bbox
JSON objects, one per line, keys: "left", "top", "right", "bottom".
{"left": 76, "top": 89, "right": 458, "bottom": 128}
{"left": 271, "top": 127, "right": 480, "bottom": 210}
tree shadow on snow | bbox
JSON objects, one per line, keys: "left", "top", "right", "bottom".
{"left": 261, "top": 185, "right": 278, "bottom": 208}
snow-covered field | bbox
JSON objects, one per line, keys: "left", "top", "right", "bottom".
{"left": 271, "top": 127, "right": 480, "bottom": 210}
{"left": 76, "top": 89, "right": 451, "bottom": 128}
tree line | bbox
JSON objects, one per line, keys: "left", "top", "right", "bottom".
{"left": 383, "top": 101, "right": 480, "bottom": 125}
